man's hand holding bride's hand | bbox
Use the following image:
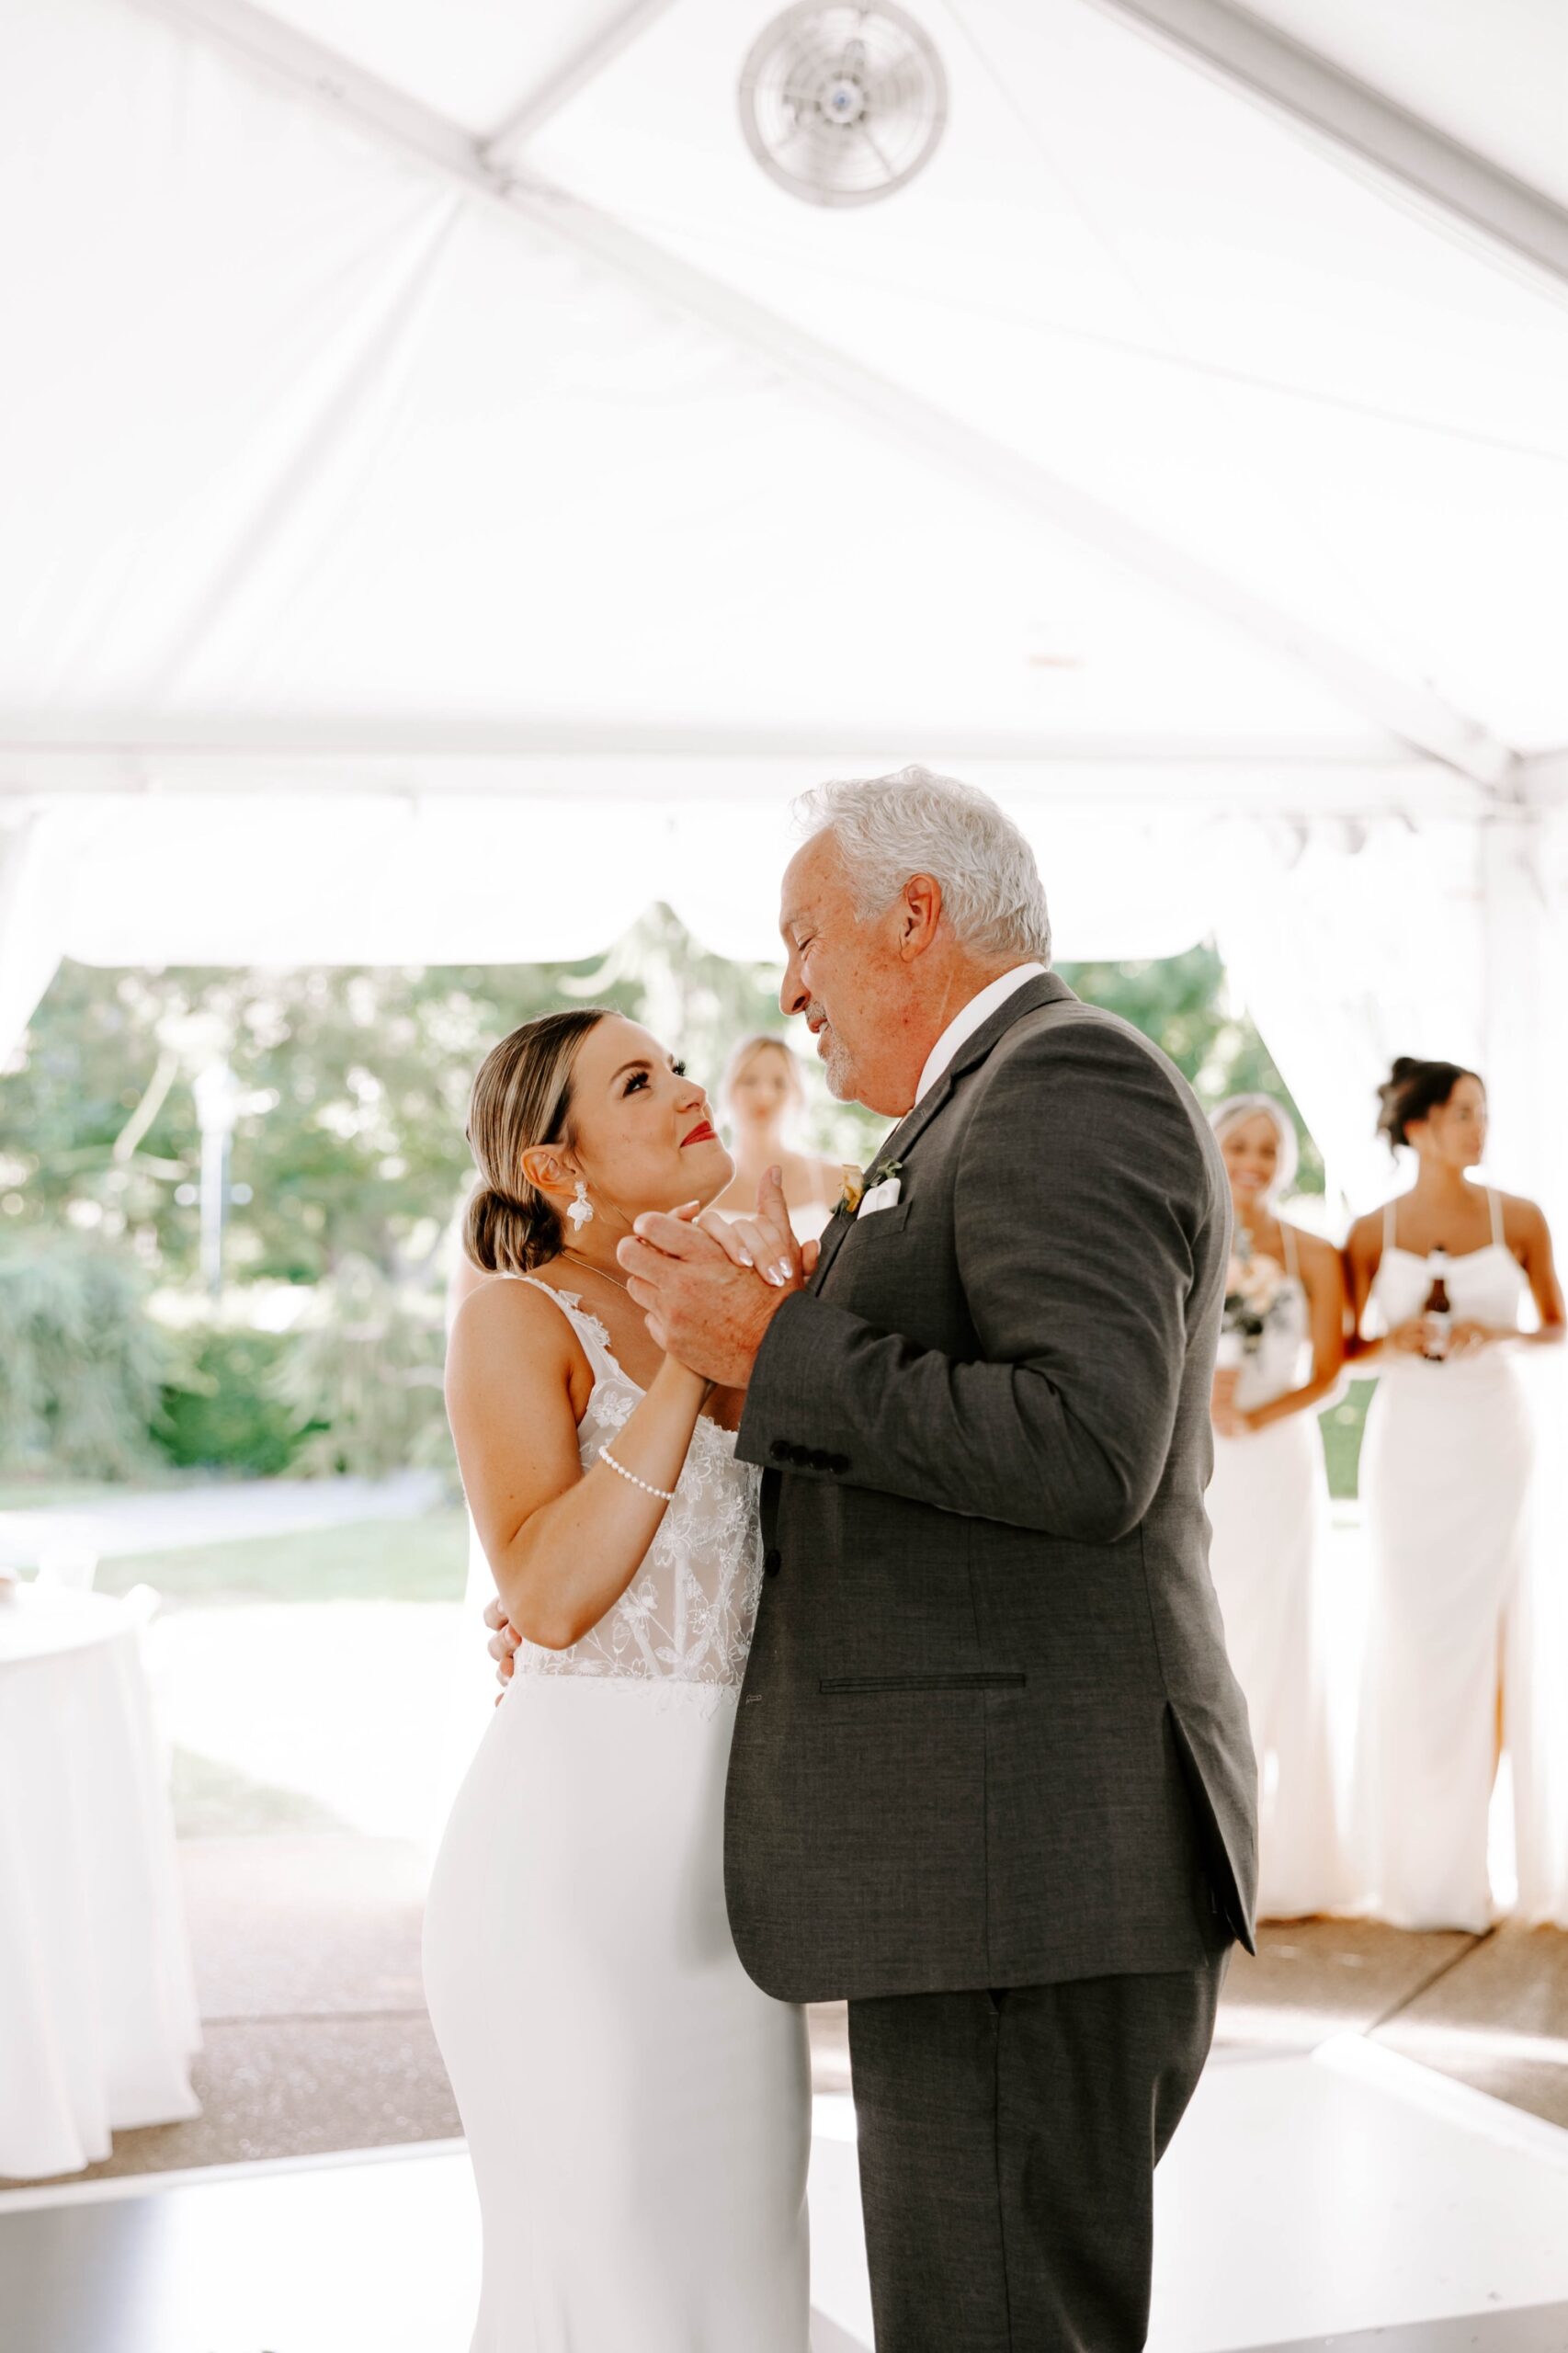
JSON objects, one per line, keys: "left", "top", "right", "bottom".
{"left": 483, "top": 1593, "right": 521, "bottom": 1705}
{"left": 618, "top": 1165, "right": 811, "bottom": 1387}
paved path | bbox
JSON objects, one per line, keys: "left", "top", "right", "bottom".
{"left": 0, "top": 1472, "right": 446, "bottom": 1570}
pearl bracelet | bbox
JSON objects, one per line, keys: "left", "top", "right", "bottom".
{"left": 600, "top": 1446, "right": 677, "bottom": 1503}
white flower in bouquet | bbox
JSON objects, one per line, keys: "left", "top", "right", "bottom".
{"left": 1222, "top": 1239, "right": 1290, "bottom": 1356}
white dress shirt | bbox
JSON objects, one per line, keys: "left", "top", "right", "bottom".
{"left": 914, "top": 963, "right": 1050, "bottom": 1107}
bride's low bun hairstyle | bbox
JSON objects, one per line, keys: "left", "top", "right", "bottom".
{"left": 463, "top": 1007, "right": 614, "bottom": 1274}
{"left": 1376, "top": 1056, "right": 1481, "bottom": 1151}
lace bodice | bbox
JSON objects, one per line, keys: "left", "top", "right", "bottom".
{"left": 506, "top": 1278, "right": 764, "bottom": 1696}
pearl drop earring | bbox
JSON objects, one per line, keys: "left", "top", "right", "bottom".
{"left": 567, "top": 1178, "right": 595, "bottom": 1233}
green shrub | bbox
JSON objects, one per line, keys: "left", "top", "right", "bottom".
{"left": 0, "top": 1236, "right": 172, "bottom": 1479}
{"left": 273, "top": 1255, "right": 452, "bottom": 1480}
{"left": 156, "top": 1327, "right": 307, "bottom": 1475}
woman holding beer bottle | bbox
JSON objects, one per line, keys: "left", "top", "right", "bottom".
{"left": 1346, "top": 1059, "right": 1564, "bottom": 1929}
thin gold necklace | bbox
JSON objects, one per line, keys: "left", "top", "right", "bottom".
{"left": 560, "top": 1249, "right": 631, "bottom": 1297}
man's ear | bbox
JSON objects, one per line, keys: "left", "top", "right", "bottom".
{"left": 519, "top": 1144, "right": 574, "bottom": 1199}
{"left": 897, "top": 873, "right": 944, "bottom": 961}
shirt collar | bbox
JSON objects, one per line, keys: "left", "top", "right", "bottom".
{"left": 914, "top": 963, "right": 1050, "bottom": 1107}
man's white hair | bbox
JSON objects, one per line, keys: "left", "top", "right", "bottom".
{"left": 794, "top": 765, "right": 1051, "bottom": 964}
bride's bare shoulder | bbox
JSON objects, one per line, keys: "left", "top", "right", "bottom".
{"left": 448, "top": 1274, "right": 587, "bottom": 1384}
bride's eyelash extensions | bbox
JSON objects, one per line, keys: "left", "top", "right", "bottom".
{"left": 623, "top": 1059, "right": 687, "bottom": 1096}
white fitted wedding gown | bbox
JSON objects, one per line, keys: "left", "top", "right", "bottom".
{"left": 1355, "top": 1193, "right": 1533, "bottom": 1930}
{"left": 423, "top": 1280, "right": 811, "bottom": 2352}
{"left": 1207, "top": 1224, "right": 1346, "bottom": 1916}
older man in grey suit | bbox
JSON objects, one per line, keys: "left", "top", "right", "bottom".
{"left": 618, "top": 766, "right": 1256, "bottom": 2350}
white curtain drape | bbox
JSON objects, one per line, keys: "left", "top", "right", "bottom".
{"left": 1213, "top": 813, "right": 1488, "bottom": 1220}
{"left": 0, "top": 817, "right": 73, "bottom": 1073}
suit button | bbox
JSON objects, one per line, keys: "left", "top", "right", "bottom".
{"left": 808, "top": 1447, "right": 831, "bottom": 1471}
{"left": 829, "top": 1453, "right": 849, "bottom": 1475}
{"left": 764, "top": 1548, "right": 781, "bottom": 1578}
{"left": 770, "top": 1438, "right": 790, "bottom": 1462}
{"left": 789, "top": 1442, "right": 810, "bottom": 1465}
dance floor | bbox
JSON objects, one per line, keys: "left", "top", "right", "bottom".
{"left": 4, "top": 2043, "right": 1568, "bottom": 2351}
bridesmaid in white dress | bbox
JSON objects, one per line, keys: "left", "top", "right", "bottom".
{"left": 709, "top": 1032, "right": 841, "bottom": 1245}
{"left": 1346, "top": 1058, "right": 1564, "bottom": 1931}
{"left": 424, "top": 1007, "right": 811, "bottom": 2353}
{"left": 1206, "top": 1096, "right": 1349, "bottom": 1917}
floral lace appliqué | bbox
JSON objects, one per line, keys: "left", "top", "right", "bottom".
{"left": 510, "top": 1288, "right": 764, "bottom": 1698}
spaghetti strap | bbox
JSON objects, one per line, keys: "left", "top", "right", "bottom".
{"left": 1281, "top": 1221, "right": 1301, "bottom": 1282}
{"left": 509, "top": 1273, "right": 619, "bottom": 1382}
{"left": 1383, "top": 1198, "right": 1397, "bottom": 1256}
{"left": 1488, "top": 1188, "right": 1506, "bottom": 1250}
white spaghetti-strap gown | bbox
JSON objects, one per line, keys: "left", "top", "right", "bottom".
{"left": 1207, "top": 1224, "right": 1346, "bottom": 1916}
{"left": 423, "top": 1280, "right": 811, "bottom": 2353}
{"left": 1356, "top": 1192, "right": 1533, "bottom": 1931}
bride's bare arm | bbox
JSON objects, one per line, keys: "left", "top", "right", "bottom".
{"left": 446, "top": 1280, "right": 708, "bottom": 1652}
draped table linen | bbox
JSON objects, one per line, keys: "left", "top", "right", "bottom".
{"left": 0, "top": 1584, "right": 200, "bottom": 2178}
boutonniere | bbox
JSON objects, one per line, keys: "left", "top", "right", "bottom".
{"left": 836, "top": 1156, "right": 903, "bottom": 1219}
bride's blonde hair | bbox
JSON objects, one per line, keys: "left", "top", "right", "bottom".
{"left": 464, "top": 1008, "right": 613, "bottom": 1274}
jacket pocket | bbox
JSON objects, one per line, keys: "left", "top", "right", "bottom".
{"left": 818, "top": 1671, "right": 1027, "bottom": 1695}
{"left": 845, "top": 1200, "right": 914, "bottom": 1241}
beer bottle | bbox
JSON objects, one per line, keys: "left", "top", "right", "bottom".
{"left": 1422, "top": 1247, "right": 1452, "bottom": 1361}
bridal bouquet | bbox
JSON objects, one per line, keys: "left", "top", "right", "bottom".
{"left": 1218, "top": 1242, "right": 1290, "bottom": 1366}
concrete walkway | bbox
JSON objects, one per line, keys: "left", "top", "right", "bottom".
{"left": 0, "top": 1471, "right": 445, "bottom": 1571}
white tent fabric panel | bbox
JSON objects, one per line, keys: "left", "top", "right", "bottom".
{"left": 2, "top": 0, "right": 1411, "bottom": 756}
{"left": 527, "top": 0, "right": 1568, "bottom": 749}
{"left": 0, "top": 791, "right": 1221, "bottom": 979}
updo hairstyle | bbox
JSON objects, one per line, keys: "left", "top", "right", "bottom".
{"left": 1209, "top": 1093, "right": 1300, "bottom": 1199}
{"left": 463, "top": 1007, "right": 612, "bottom": 1274}
{"left": 1375, "top": 1057, "right": 1481, "bottom": 1152}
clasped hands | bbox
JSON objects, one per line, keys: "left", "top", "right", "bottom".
{"left": 1385, "top": 1316, "right": 1504, "bottom": 1360}
{"left": 615, "top": 1163, "right": 818, "bottom": 1390}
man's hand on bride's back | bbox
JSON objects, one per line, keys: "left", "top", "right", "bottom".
{"left": 483, "top": 1592, "right": 521, "bottom": 1704}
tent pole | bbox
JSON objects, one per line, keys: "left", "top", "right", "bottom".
{"left": 1084, "top": 0, "right": 1568, "bottom": 302}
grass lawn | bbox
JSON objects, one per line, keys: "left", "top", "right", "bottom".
{"left": 96, "top": 1509, "right": 471, "bottom": 1608}
{"left": 1319, "top": 1379, "right": 1375, "bottom": 1501}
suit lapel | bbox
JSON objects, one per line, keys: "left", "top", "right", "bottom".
{"left": 806, "top": 972, "right": 1075, "bottom": 1295}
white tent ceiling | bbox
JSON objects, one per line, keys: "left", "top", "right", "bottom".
{"left": 4, "top": 0, "right": 1565, "bottom": 800}
{"left": 2, "top": 0, "right": 1567, "bottom": 1212}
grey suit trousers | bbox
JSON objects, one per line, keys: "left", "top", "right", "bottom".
{"left": 846, "top": 1942, "right": 1230, "bottom": 2353}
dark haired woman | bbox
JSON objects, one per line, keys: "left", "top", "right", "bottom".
{"left": 423, "top": 1008, "right": 811, "bottom": 2349}
{"left": 1346, "top": 1060, "right": 1564, "bottom": 1930}
{"left": 1207, "top": 1096, "right": 1349, "bottom": 1916}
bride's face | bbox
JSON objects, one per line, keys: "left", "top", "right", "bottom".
{"left": 552, "top": 1017, "right": 733, "bottom": 1226}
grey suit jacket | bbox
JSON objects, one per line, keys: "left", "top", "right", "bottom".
{"left": 725, "top": 972, "right": 1258, "bottom": 2006}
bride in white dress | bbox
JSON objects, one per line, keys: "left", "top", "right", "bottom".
{"left": 1346, "top": 1058, "right": 1564, "bottom": 1931}
{"left": 424, "top": 1007, "right": 811, "bottom": 2353}
{"left": 1206, "top": 1097, "right": 1349, "bottom": 1918}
